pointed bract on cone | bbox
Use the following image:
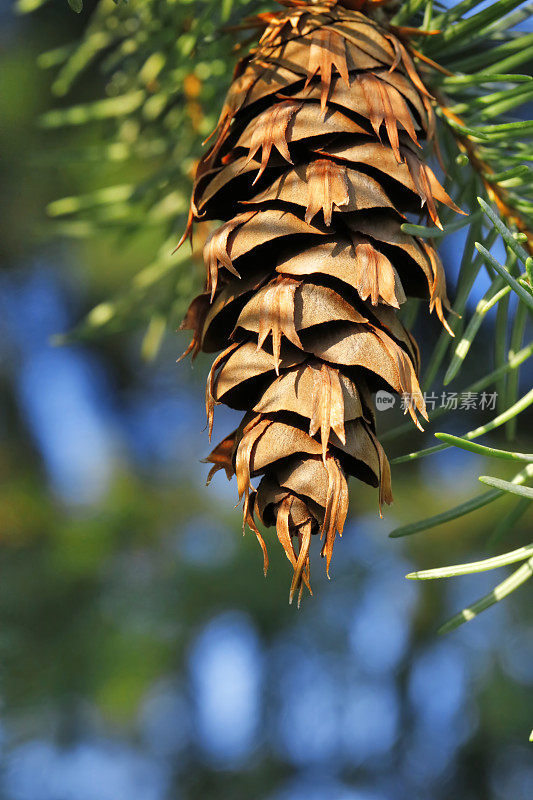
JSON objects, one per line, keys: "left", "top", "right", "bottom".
{"left": 179, "top": 0, "right": 459, "bottom": 602}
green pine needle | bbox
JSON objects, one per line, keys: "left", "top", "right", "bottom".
{"left": 433, "top": 433, "right": 533, "bottom": 462}
{"left": 437, "top": 557, "right": 533, "bottom": 634}
{"left": 389, "top": 464, "right": 533, "bottom": 537}
{"left": 406, "top": 544, "right": 533, "bottom": 579}
{"left": 478, "top": 476, "right": 533, "bottom": 499}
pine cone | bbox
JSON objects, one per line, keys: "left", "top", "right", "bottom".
{"left": 180, "top": 0, "right": 462, "bottom": 603}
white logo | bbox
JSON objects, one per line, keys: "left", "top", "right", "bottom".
{"left": 375, "top": 390, "right": 396, "bottom": 411}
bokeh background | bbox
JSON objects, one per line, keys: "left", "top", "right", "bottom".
{"left": 1, "top": 2, "right": 532, "bottom": 799}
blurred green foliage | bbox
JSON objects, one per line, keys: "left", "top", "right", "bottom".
{"left": 17, "top": 0, "right": 272, "bottom": 350}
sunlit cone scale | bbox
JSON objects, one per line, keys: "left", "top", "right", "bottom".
{"left": 180, "top": 0, "right": 461, "bottom": 603}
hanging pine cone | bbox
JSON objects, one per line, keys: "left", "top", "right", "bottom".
{"left": 179, "top": 0, "right": 462, "bottom": 603}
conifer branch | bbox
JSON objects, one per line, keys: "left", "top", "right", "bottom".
{"left": 24, "top": 0, "right": 532, "bottom": 616}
